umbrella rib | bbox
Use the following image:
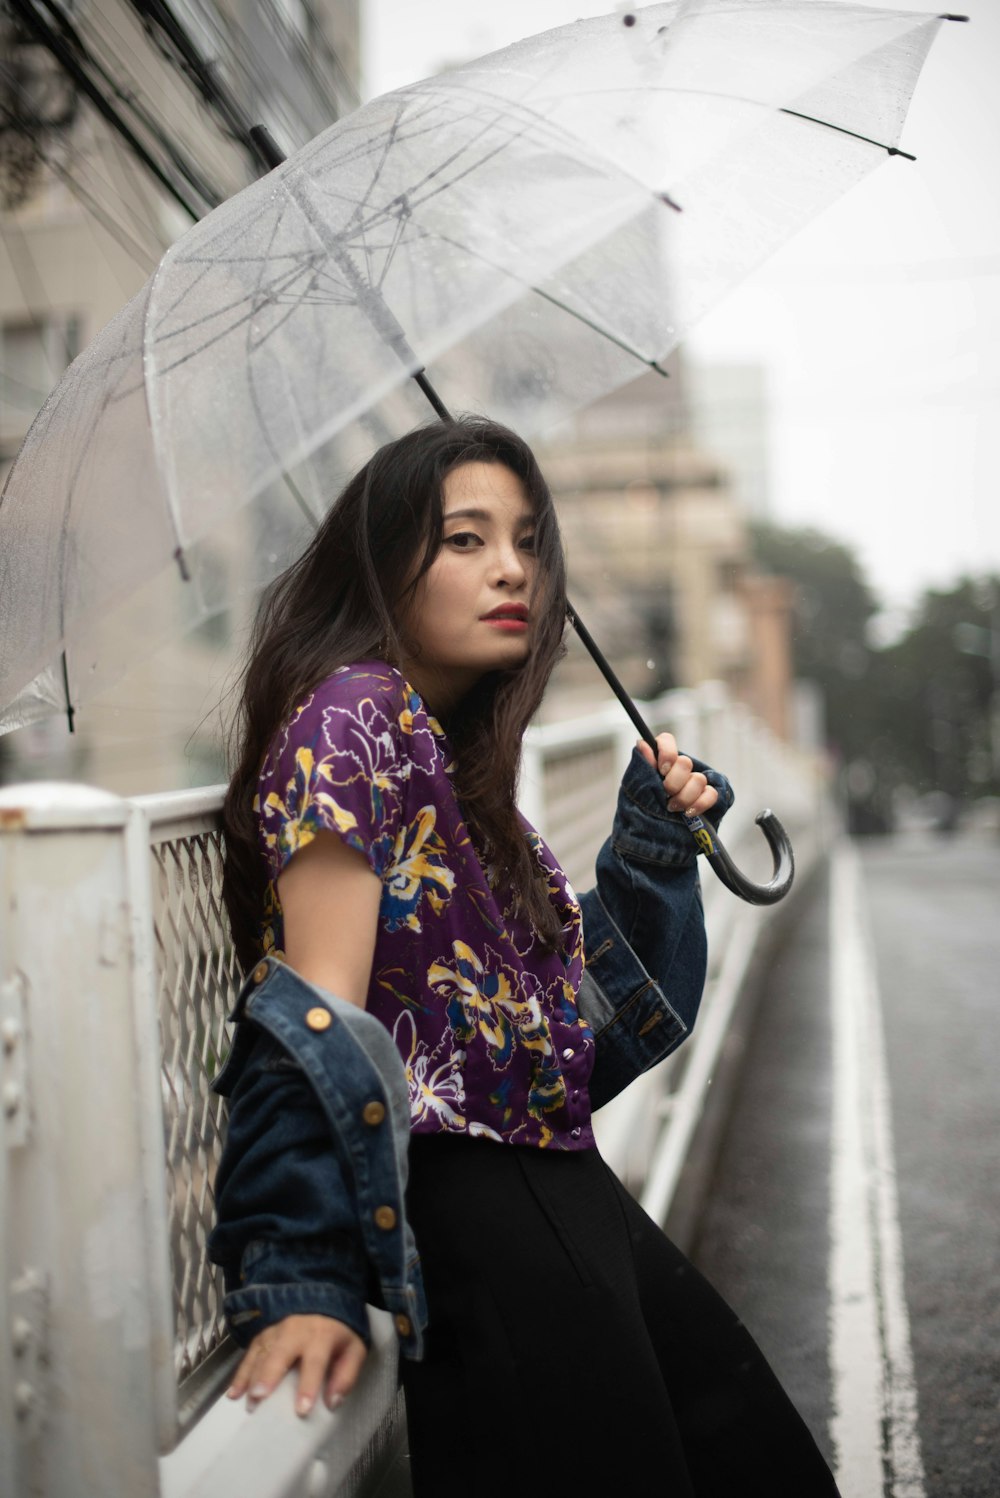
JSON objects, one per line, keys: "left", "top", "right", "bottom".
{"left": 307, "top": 112, "right": 529, "bottom": 245}
{"left": 342, "top": 99, "right": 407, "bottom": 244}
{"left": 294, "top": 92, "right": 533, "bottom": 193}
{"left": 149, "top": 242, "right": 308, "bottom": 340}
{"left": 244, "top": 264, "right": 345, "bottom": 351}
{"left": 341, "top": 86, "right": 675, "bottom": 234}
{"left": 148, "top": 203, "right": 294, "bottom": 576}
{"left": 348, "top": 113, "right": 552, "bottom": 237}
{"left": 406, "top": 216, "right": 673, "bottom": 376}
{"left": 526, "top": 285, "right": 672, "bottom": 376}
{"left": 373, "top": 208, "right": 409, "bottom": 294}
{"left": 242, "top": 364, "right": 321, "bottom": 529}
{"left": 229, "top": 210, "right": 324, "bottom": 544}
{"left": 149, "top": 259, "right": 340, "bottom": 370}
{"left": 778, "top": 107, "right": 916, "bottom": 160}
{"left": 244, "top": 200, "right": 304, "bottom": 376}
{"left": 241, "top": 204, "right": 343, "bottom": 355}
{"left": 155, "top": 132, "right": 402, "bottom": 326}
{"left": 521, "top": 78, "right": 918, "bottom": 162}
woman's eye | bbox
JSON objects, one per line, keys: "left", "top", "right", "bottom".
{"left": 519, "top": 534, "right": 537, "bottom": 554}
{"left": 446, "top": 531, "right": 482, "bottom": 550}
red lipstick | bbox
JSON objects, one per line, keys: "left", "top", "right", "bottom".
{"left": 482, "top": 604, "right": 529, "bottom": 622}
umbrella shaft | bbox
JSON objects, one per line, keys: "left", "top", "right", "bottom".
{"left": 564, "top": 602, "right": 656, "bottom": 754}
{"left": 249, "top": 124, "right": 432, "bottom": 387}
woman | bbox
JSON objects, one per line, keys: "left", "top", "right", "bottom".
{"left": 209, "top": 417, "right": 838, "bottom": 1495}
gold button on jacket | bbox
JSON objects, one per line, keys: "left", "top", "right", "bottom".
{"left": 252, "top": 961, "right": 268, "bottom": 984}
{"left": 374, "top": 1205, "right": 397, "bottom": 1231}
{"left": 305, "top": 1006, "right": 332, "bottom": 1031}
{"left": 362, "top": 1100, "right": 386, "bottom": 1126}
{"left": 394, "top": 1313, "right": 412, "bottom": 1338}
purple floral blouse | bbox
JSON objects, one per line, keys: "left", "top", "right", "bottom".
{"left": 253, "top": 662, "right": 596, "bottom": 1150}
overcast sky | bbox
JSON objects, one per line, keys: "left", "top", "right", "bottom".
{"left": 361, "top": 1, "right": 1000, "bottom": 624}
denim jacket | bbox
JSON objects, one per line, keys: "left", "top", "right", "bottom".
{"left": 207, "top": 749, "right": 731, "bottom": 1359}
{"left": 581, "top": 748, "right": 732, "bottom": 1110}
{"left": 208, "top": 963, "right": 428, "bottom": 1359}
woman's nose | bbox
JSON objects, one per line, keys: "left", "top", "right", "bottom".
{"left": 493, "top": 543, "right": 528, "bottom": 587}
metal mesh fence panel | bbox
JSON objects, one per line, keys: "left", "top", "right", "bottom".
{"left": 150, "top": 820, "right": 243, "bottom": 1406}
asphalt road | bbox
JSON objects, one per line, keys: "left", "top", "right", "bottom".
{"left": 691, "top": 830, "right": 1000, "bottom": 1498}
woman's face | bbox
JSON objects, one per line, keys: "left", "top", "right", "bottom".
{"left": 398, "top": 460, "right": 540, "bottom": 713}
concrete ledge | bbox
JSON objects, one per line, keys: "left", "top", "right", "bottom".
{"left": 159, "top": 1310, "right": 405, "bottom": 1498}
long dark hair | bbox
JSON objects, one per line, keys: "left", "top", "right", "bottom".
{"left": 222, "top": 416, "right": 568, "bottom": 973}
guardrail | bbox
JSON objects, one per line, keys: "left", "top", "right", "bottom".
{"left": 0, "top": 684, "right": 830, "bottom": 1497}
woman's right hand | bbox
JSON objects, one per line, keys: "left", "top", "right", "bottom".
{"left": 227, "top": 1314, "right": 368, "bottom": 1418}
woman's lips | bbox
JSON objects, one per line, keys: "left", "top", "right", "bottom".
{"left": 482, "top": 605, "right": 529, "bottom": 622}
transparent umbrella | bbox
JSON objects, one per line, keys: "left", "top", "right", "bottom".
{"left": 0, "top": 0, "right": 962, "bottom": 891}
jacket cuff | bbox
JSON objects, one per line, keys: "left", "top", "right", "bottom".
{"left": 613, "top": 749, "right": 734, "bottom": 870}
{"left": 223, "top": 1238, "right": 372, "bottom": 1350}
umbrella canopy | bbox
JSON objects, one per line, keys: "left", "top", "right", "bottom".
{"left": 0, "top": 0, "right": 955, "bottom": 731}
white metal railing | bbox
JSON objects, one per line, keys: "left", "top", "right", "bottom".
{"left": 0, "top": 684, "right": 830, "bottom": 1498}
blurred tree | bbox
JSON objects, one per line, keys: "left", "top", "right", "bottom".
{"left": 874, "top": 576, "right": 1000, "bottom": 802}
{"left": 752, "top": 519, "right": 1000, "bottom": 823}
{"left": 750, "top": 521, "right": 881, "bottom": 765}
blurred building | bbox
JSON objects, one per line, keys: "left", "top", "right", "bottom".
{"left": 0, "top": 0, "right": 360, "bottom": 793}
{"left": 685, "top": 358, "right": 772, "bottom": 520}
{"left": 536, "top": 359, "right": 797, "bottom": 740}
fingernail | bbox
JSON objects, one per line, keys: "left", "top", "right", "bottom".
{"left": 667, "top": 799, "right": 680, "bottom": 811}
{"left": 226, "top": 1385, "right": 241, "bottom": 1400}
{"left": 248, "top": 1382, "right": 269, "bottom": 1403}
{"left": 296, "top": 1394, "right": 314, "bottom": 1417}
{"left": 326, "top": 1391, "right": 345, "bottom": 1411}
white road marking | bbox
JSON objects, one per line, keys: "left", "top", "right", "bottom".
{"left": 828, "top": 842, "right": 926, "bottom": 1498}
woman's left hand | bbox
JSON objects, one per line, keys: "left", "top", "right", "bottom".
{"left": 636, "top": 733, "right": 719, "bottom": 819}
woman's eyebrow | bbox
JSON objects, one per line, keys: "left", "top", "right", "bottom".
{"left": 444, "top": 507, "right": 535, "bottom": 528}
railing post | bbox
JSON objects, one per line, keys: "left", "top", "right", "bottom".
{"left": 1, "top": 1063, "right": 17, "bottom": 1498}
{"left": 518, "top": 734, "right": 548, "bottom": 840}
{"left": 0, "top": 783, "right": 169, "bottom": 1496}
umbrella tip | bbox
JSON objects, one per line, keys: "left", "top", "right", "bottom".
{"left": 939, "top": 12, "right": 969, "bottom": 18}
{"left": 60, "top": 651, "right": 75, "bottom": 734}
{"left": 250, "top": 124, "right": 287, "bottom": 170}
{"left": 622, "top": 12, "right": 636, "bottom": 26}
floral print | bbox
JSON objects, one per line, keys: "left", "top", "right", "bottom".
{"left": 259, "top": 745, "right": 364, "bottom": 865}
{"left": 383, "top": 808, "right": 455, "bottom": 933}
{"left": 254, "top": 662, "right": 595, "bottom": 1149}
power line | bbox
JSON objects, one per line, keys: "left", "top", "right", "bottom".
{"left": 123, "top": 0, "right": 273, "bottom": 172}
{"left": 0, "top": 79, "right": 167, "bottom": 268}
{"left": 5, "top": 0, "right": 358, "bottom": 262}
{"left": 57, "top": 0, "right": 229, "bottom": 206}
{"left": 7, "top": 0, "right": 207, "bottom": 219}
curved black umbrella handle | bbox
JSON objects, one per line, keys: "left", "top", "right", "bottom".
{"left": 565, "top": 603, "right": 795, "bottom": 905}
{"left": 682, "top": 809, "right": 795, "bottom": 906}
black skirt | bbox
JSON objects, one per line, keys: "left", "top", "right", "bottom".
{"left": 400, "top": 1132, "right": 839, "bottom": 1498}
